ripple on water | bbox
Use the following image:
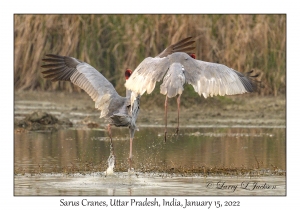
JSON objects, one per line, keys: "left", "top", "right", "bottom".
{"left": 14, "top": 172, "right": 286, "bottom": 196}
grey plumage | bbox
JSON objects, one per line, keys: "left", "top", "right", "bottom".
{"left": 40, "top": 36, "right": 196, "bottom": 168}
{"left": 41, "top": 36, "right": 256, "bottom": 159}
{"left": 41, "top": 54, "right": 136, "bottom": 127}
{"left": 160, "top": 62, "right": 185, "bottom": 98}
{"left": 125, "top": 52, "right": 256, "bottom": 101}
{"left": 41, "top": 54, "right": 140, "bottom": 170}
{"left": 125, "top": 45, "right": 256, "bottom": 141}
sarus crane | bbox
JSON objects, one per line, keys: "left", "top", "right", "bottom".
{"left": 40, "top": 37, "right": 196, "bottom": 170}
{"left": 125, "top": 38, "right": 257, "bottom": 141}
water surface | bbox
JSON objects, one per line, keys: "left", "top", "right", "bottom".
{"left": 14, "top": 127, "right": 286, "bottom": 196}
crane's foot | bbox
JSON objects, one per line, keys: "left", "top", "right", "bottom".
{"left": 164, "top": 131, "right": 167, "bottom": 142}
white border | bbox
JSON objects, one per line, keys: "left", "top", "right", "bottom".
{"left": 4, "top": 1, "right": 296, "bottom": 209}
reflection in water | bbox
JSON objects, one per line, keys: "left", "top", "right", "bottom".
{"left": 14, "top": 127, "right": 286, "bottom": 195}
{"left": 14, "top": 127, "right": 286, "bottom": 173}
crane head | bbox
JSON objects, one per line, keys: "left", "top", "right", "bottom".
{"left": 125, "top": 69, "right": 132, "bottom": 80}
{"left": 189, "top": 53, "right": 196, "bottom": 59}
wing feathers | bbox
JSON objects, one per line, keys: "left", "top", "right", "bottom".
{"left": 172, "top": 36, "right": 193, "bottom": 47}
{"left": 126, "top": 52, "right": 256, "bottom": 100}
{"left": 173, "top": 46, "right": 195, "bottom": 53}
{"left": 125, "top": 57, "right": 170, "bottom": 95}
{"left": 156, "top": 36, "right": 195, "bottom": 58}
{"left": 126, "top": 37, "right": 196, "bottom": 96}
{"left": 181, "top": 56, "right": 255, "bottom": 98}
{"left": 41, "top": 54, "right": 126, "bottom": 118}
{"left": 173, "top": 40, "right": 195, "bottom": 51}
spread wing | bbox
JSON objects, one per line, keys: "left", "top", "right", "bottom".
{"left": 41, "top": 54, "right": 127, "bottom": 118}
{"left": 124, "top": 56, "right": 170, "bottom": 96}
{"left": 125, "top": 52, "right": 256, "bottom": 99}
{"left": 172, "top": 52, "right": 256, "bottom": 98}
{"left": 125, "top": 36, "right": 196, "bottom": 96}
{"left": 156, "top": 36, "right": 195, "bottom": 58}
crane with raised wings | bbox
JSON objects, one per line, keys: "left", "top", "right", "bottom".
{"left": 40, "top": 36, "right": 196, "bottom": 170}
{"left": 125, "top": 39, "right": 257, "bottom": 141}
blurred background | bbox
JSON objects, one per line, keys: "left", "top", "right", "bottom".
{"left": 14, "top": 14, "right": 286, "bottom": 106}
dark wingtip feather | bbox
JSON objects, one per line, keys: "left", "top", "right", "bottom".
{"left": 173, "top": 40, "right": 195, "bottom": 51}
{"left": 245, "top": 70, "right": 261, "bottom": 92}
{"left": 42, "top": 58, "right": 65, "bottom": 63}
{"left": 41, "top": 54, "right": 79, "bottom": 82}
{"left": 41, "top": 63, "right": 64, "bottom": 68}
{"left": 234, "top": 69, "right": 261, "bottom": 93}
{"left": 45, "top": 54, "right": 64, "bottom": 59}
{"left": 246, "top": 70, "right": 260, "bottom": 78}
{"left": 156, "top": 36, "right": 195, "bottom": 58}
{"left": 174, "top": 46, "right": 196, "bottom": 53}
{"left": 247, "top": 69, "right": 263, "bottom": 91}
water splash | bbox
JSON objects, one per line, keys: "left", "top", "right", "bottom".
{"left": 105, "top": 140, "right": 115, "bottom": 176}
{"left": 128, "top": 167, "right": 134, "bottom": 173}
{"left": 106, "top": 154, "right": 115, "bottom": 175}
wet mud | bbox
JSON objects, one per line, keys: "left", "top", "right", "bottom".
{"left": 14, "top": 111, "right": 72, "bottom": 131}
{"left": 14, "top": 91, "right": 286, "bottom": 130}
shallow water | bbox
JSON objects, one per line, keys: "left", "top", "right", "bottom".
{"left": 14, "top": 126, "right": 286, "bottom": 196}
{"left": 15, "top": 172, "right": 285, "bottom": 196}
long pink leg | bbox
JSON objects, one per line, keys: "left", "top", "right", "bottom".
{"left": 175, "top": 95, "right": 181, "bottom": 134}
{"left": 129, "top": 137, "right": 133, "bottom": 169}
{"left": 164, "top": 95, "right": 168, "bottom": 142}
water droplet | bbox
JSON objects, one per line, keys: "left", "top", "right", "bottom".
{"left": 106, "top": 154, "right": 115, "bottom": 175}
